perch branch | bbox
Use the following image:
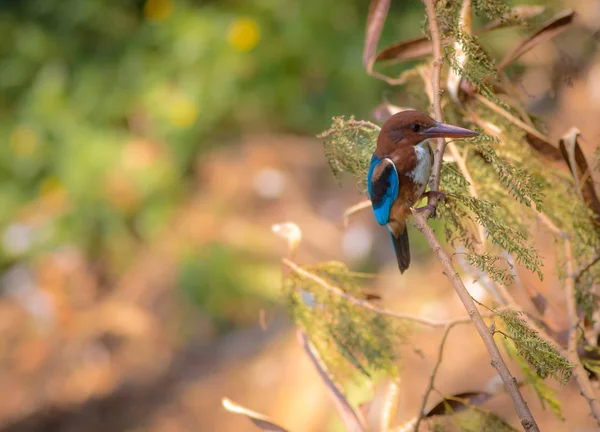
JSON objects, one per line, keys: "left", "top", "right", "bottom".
{"left": 412, "top": 210, "right": 539, "bottom": 431}
{"left": 564, "top": 236, "right": 600, "bottom": 425}
{"left": 412, "top": 2, "right": 539, "bottom": 430}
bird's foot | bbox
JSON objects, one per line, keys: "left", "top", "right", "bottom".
{"left": 422, "top": 190, "right": 446, "bottom": 201}
{"left": 415, "top": 204, "right": 437, "bottom": 218}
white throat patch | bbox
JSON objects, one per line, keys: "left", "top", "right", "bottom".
{"left": 409, "top": 140, "right": 432, "bottom": 190}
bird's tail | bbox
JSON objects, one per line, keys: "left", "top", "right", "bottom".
{"left": 389, "top": 228, "right": 410, "bottom": 274}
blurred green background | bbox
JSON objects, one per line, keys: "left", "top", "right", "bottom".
{"left": 2, "top": 1, "right": 598, "bottom": 430}
{"left": 0, "top": 0, "right": 427, "bottom": 328}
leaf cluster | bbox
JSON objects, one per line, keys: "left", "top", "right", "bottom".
{"left": 318, "top": 116, "right": 378, "bottom": 192}
{"left": 502, "top": 338, "right": 565, "bottom": 420}
{"left": 284, "top": 261, "right": 408, "bottom": 379}
{"left": 450, "top": 194, "right": 543, "bottom": 280}
{"left": 496, "top": 309, "right": 573, "bottom": 384}
{"left": 466, "top": 253, "right": 515, "bottom": 286}
{"left": 469, "top": 134, "right": 545, "bottom": 209}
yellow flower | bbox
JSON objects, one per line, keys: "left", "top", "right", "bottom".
{"left": 144, "top": 0, "right": 173, "bottom": 22}
{"left": 168, "top": 96, "right": 198, "bottom": 128}
{"left": 227, "top": 17, "right": 260, "bottom": 52}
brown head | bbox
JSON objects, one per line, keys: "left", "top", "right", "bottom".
{"left": 375, "top": 110, "right": 479, "bottom": 157}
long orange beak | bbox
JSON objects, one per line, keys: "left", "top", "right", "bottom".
{"left": 423, "top": 122, "right": 479, "bottom": 138}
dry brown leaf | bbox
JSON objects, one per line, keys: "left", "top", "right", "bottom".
{"left": 497, "top": 9, "right": 576, "bottom": 72}
{"left": 425, "top": 392, "right": 494, "bottom": 417}
{"left": 363, "top": 0, "right": 391, "bottom": 72}
{"left": 374, "top": 5, "right": 546, "bottom": 66}
{"left": 374, "top": 36, "right": 436, "bottom": 64}
{"left": 559, "top": 128, "right": 600, "bottom": 221}
{"left": 222, "top": 398, "right": 290, "bottom": 432}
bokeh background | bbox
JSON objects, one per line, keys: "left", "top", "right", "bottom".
{"left": 0, "top": 0, "right": 599, "bottom": 431}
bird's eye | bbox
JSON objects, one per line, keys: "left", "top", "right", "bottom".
{"left": 411, "top": 124, "right": 421, "bottom": 132}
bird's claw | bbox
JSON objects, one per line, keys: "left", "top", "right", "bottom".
{"left": 423, "top": 190, "right": 446, "bottom": 201}
{"left": 415, "top": 204, "right": 437, "bottom": 218}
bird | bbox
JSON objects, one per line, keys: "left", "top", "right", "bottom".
{"left": 367, "top": 110, "right": 479, "bottom": 273}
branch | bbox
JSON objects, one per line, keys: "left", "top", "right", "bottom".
{"left": 297, "top": 329, "right": 367, "bottom": 432}
{"left": 413, "top": 322, "right": 460, "bottom": 432}
{"left": 422, "top": 0, "right": 445, "bottom": 216}
{"left": 343, "top": 199, "right": 372, "bottom": 227}
{"left": 575, "top": 252, "right": 600, "bottom": 282}
{"left": 563, "top": 236, "right": 600, "bottom": 425}
{"left": 282, "top": 258, "right": 478, "bottom": 328}
{"left": 412, "top": 212, "right": 539, "bottom": 431}
{"left": 419, "top": 3, "right": 539, "bottom": 429}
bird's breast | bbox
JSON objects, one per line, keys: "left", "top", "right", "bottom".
{"left": 407, "top": 141, "right": 432, "bottom": 197}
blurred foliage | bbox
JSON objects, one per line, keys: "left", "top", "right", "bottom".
{"left": 178, "top": 242, "right": 279, "bottom": 330}
{"left": 284, "top": 260, "right": 410, "bottom": 380}
{"left": 0, "top": 0, "right": 427, "bottom": 325}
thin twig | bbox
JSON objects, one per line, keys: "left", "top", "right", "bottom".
{"left": 297, "top": 329, "right": 367, "bottom": 432}
{"left": 473, "top": 93, "right": 553, "bottom": 146}
{"left": 422, "top": 0, "right": 445, "bottom": 216}
{"left": 563, "top": 236, "right": 600, "bottom": 425}
{"left": 413, "top": 322, "right": 460, "bottom": 432}
{"left": 283, "top": 258, "right": 478, "bottom": 328}
{"left": 575, "top": 252, "right": 600, "bottom": 282}
{"left": 344, "top": 199, "right": 372, "bottom": 227}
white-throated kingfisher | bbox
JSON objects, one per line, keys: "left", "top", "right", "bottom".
{"left": 367, "top": 110, "right": 479, "bottom": 273}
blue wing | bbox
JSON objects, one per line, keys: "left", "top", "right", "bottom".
{"left": 367, "top": 155, "right": 399, "bottom": 226}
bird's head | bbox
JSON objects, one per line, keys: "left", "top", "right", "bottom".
{"left": 377, "top": 110, "right": 479, "bottom": 154}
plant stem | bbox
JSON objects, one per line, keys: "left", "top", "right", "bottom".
{"left": 412, "top": 211, "right": 539, "bottom": 431}
{"left": 563, "top": 236, "right": 600, "bottom": 425}
{"left": 416, "top": 1, "right": 540, "bottom": 430}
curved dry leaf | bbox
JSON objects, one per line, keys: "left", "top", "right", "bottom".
{"left": 559, "top": 128, "right": 600, "bottom": 221}
{"left": 425, "top": 392, "right": 494, "bottom": 417}
{"left": 379, "top": 379, "right": 400, "bottom": 431}
{"left": 525, "top": 132, "right": 562, "bottom": 160}
{"left": 497, "top": 9, "right": 575, "bottom": 72}
{"left": 375, "top": 5, "right": 546, "bottom": 66}
{"left": 364, "top": 0, "right": 391, "bottom": 71}
{"left": 222, "top": 398, "right": 289, "bottom": 432}
{"left": 374, "top": 36, "right": 435, "bottom": 64}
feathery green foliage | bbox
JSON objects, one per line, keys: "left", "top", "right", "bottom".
{"left": 466, "top": 253, "right": 515, "bottom": 285}
{"left": 284, "top": 261, "right": 409, "bottom": 379}
{"left": 503, "top": 338, "right": 565, "bottom": 420}
{"left": 468, "top": 134, "right": 545, "bottom": 209}
{"left": 454, "top": 195, "right": 543, "bottom": 279}
{"left": 496, "top": 309, "right": 573, "bottom": 384}
{"left": 318, "top": 116, "right": 378, "bottom": 192}
{"left": 472, "top": 0, "right": 510, "bottom": 20}
{"left": 438, "top": 164, "right": 479, "bottom": 249}
{"left": 435, "top": 0, "right": 506, "bottom": 106}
